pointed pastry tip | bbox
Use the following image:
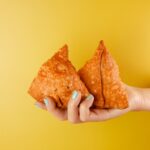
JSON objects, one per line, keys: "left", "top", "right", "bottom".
{"left": 58, "top": 44, "right": 68, "bottom": 58}
{"left": 97, "top": 40, "right": 102, "bottom": 50}
{"left": 61, "top": 44, "right": 68, "bottom": 50}
{"left": 97, "top": 40, "right": 108, "bottom": 54}
{"left": 100, "top": 40, "right": 105, "bottom": 46}
{"left": 97, "top": 40, "right": 105, "bottom": 49}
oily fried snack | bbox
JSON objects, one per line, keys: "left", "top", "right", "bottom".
{"left": 100, "top": 41, "right": 128, "bottom": 108}
{"left": 28, "top": 45, "right": 89, "bottom": 109}
{"left": 78, "top": 41, "right": 128, "bottom": 109}
{"left": 78, "top": 44, "right": 104, "bottom": 108}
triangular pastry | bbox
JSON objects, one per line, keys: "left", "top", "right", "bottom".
{"left": 78, "top": 43, "right": 104, "bottom": 108}
{"left": 78, "top": 41, "right": 128, "bottom": 109}
{"left": 28, "top": 45, "right": 89, "bottom": 109}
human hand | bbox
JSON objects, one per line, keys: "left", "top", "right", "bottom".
{"left": 35, "top": 85, "right": 150, "bottom": 123}
{"left": 126, "top": 85, "right": 150, "bottom": 111}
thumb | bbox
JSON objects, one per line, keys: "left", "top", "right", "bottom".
{"left": 91, "top": 108, "right": 130, "bottom": 122}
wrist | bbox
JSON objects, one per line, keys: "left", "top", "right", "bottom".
{"left": 126, "top": 85, "right": 150, "bottom": 111}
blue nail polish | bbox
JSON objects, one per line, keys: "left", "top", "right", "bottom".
{"left": 44, "top": 98, "right": 49, "bottom": 106}
{"left": 87, "top": 94, "right": 94, "bottom": 100}
{"left": 72, "top": 90, "right": 78, "bottom": 100}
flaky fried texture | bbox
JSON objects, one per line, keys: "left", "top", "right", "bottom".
{"left": 100, "top": 41, "right": 128, "bottom": 108}
{"left": 78, "top": 41, "right": 128, "bottom": 109}
{"left": 78, "top": 44, "right": 104, "bottom": 108}
{"left": 28, "top": 45, "right": 89, "bottom": 109}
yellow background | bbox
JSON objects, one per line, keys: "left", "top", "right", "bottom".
{"left": 0, "top": 0, "right": 150, "bottom": 150}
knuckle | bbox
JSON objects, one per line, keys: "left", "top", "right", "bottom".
{"left": 69, "top": 101, "right": 75, "bottom": 107}
{"left": 68, "top": 102, "right": 75, "bottom": 110}
{"left": 47, "top": 106, "right": 55, "bottom": 112}
{"left": 80, "top": 103, "right": 87, "bottom": 111}
{"left": 79, "top": 104, "right": 89, "bottom": 122}
{"left": 68, "top": 100, "right": 78, "bottom": 109}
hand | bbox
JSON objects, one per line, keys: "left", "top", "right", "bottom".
{"left": 126, "top": 85, "right": 150, "bottom": 111}
{"left": 34, "top": 85, "right": 150, "bottom": 123}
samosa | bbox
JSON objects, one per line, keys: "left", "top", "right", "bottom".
{"left": 78, "top": 41, "right": 128, "bottom": 109}
{"left": 28, "top": 45, "right": 89, "bottom": 109}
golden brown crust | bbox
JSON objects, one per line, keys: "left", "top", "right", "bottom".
{"left": 100, "top": 41, "right": 128, "bottom": 108}
{"left": 28, "top": 45, "right": 89, "bottom": 109}
{"left": 78, "top": 40, "right": 128, "bottom": 109}
{"left": 28, "top": 41, "right": 128, "bottom": 109}
{"left": 78, "top": 44, "right": 104, "bottom": 108}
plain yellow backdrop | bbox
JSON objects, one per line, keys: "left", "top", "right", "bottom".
{"left": 0, "top": 0, "right": 150, "bottom": 150}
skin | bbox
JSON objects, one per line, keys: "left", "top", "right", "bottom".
{"left": 35, "top": 85, "right": 150, "bottom": 123}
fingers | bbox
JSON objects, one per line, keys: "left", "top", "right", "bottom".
{"left": 43, "top": 97, "right": 67, "bottom": 121}
{"left": 35, "top": 101, "right": 47, "bottom": 110}
{"left": 79, "top": 94, "right": 94, "bottom": 122}
{"left": 35, "top": 95, "right": 130, "bottom": 123}
{"left": 79, "top": 94, "right": 130, "bottom": 122}
{"left": 89, "top": 107, "right": 130, "bottom": 122}
{"left": 67, "top": 90, "right": 82, "bottom": 123}
{"left": 102, "top": 108, "right": 130, "bottom": 119}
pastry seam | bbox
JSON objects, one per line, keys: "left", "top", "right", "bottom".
{"left": 100, "top": 48, "right": 105, "bottom": 107}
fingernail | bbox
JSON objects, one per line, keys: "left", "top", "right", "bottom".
{"left": 44, "top": 98, "right": 49, "bottom": 106}
{"left": 71, "top": 90, "right": 78, "bottom": 100}
{"left": 86, "top": 94, "right": 94, "bottom": 100}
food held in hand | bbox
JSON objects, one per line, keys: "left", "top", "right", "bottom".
{"left": 78, "top": 41, "right": 128, "bottom": 109}
{"left": 28, "top": 45, "right": 89, "bottom": 109}
{"left": 28, "top": 41, "right": 128, "bottom": 109}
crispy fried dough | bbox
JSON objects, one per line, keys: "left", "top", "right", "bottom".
{"left": 78, "top": 44, "right": 104, "bottom": 108}
{"left": 100, "top": 41, "right": 128, "bottom": 108}
{"left": 79, "top": 41, "right": 128, "bottom": 109}
{"left": 28, "top": 45, "right": 89, "bottom": 109}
